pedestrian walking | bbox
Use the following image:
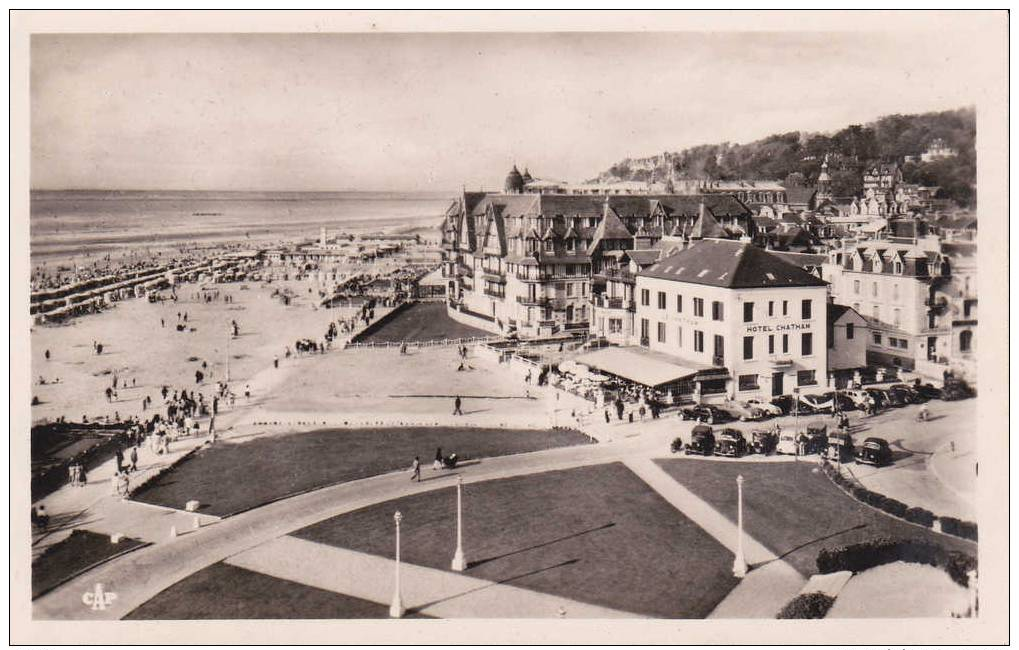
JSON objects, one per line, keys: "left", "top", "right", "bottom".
{"left": 410, "top": 456, "right": 421, "bottom": 482}
{"left": 129, "top": 446, "right": 138, "bottom": 472}
{"left": 604, "top": 409, "right": 610, "bottom": 424}
{"left": 453, "top": 395, "right": 463, "bottom": 416}
{"left": 274, "top": 356, "right": 279, "bottom": 369}
{"left": 115, "top": 448, "right": 124, "bottom": 473}
{"left": 433, "top": 447, "right": 443, "bottom": 470}
{"left": 44, "top": 349, "right": 50, "bottom": 361}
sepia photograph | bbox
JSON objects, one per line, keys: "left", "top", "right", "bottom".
{"left": 9, "top": 9, "right": 1009, "bottom": 646}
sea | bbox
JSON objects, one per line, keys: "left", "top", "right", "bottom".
{"left": 29, "top": 190, "right": 456, "bottom": 266}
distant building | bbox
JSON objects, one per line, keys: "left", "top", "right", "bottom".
{"left": 920, "top": 138, "right": 958, "bottom": 163}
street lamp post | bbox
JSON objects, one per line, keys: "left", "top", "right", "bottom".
{"left": 225, "top": 324, "right": 231, "bottom": 383}
{"left": 733, "top": 474, "right": 748, "bottom": 578}
{"left": 451, "top": 476, "right": 466, "bottom": 571}
{"left": 390, "top": 511, "right": 405, "bottom": 618}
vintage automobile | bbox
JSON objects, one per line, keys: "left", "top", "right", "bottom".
{"left": 715, "top": 428, "right": 748, "bottom": 458}
{"left": 718, "top": 401, "right": 768, "bottom": 422}
{"left": 941, "top": 378, "right": 975, "bottom": 401}
{"left": 888, "top": 384, "right": 928, "bottom": 404}
{"left": 911, "top": 382, "right": 944, "bottom": 400}
{"left": 684, "top": 425, "right": 716, "bottom": 456}
{"left": 750, "top": 428, "right": 778, "bottom": 455}
{"left": 863, "top": 387, "right": 890, "bottom": 409}
{"left": 804, "top": 425, "right": 829, "bottom": 454}
{"left": 826, "top": 431, "right": 855, "bottom": 463}
{"left": 679, "top": 404, "right": 733, "bottom": 424}
{"left": 745, "top": 398, "right": 784, "bottom": 417}
{"left": 856, "top": 437, "right": 893, "bottom": 466}
{"left": 775, "top": 432, "right": 800, "bottom": 455}
{"left": 769, "top": 395, "right": 816, "bottom": 416}
{"left": 882, "top": 388, "right": 910, "bottom": 407}
{"left": 819, "top": 391, "right": 859, "bottom": 412}
{"left": 800, "top": 393, "right": 835, "bottom": 413}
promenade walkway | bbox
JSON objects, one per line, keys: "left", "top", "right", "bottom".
{"left": 227, "top": 536, "right": 640, "bottom": 619}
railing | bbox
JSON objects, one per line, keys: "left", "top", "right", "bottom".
{"left": 345, "top": 335, "right": 499, "bottom": 350}
{"left": 483, "top": 288, "right": 506, "bottom": 298}
{"left": 594, "top": 295, "right": 634, "bottom": 310}
{"left": 602, "top": 268, "right": 636, "bottom": 283}
{"left": 516, "top": 295, "right": 550, "bottom": 307}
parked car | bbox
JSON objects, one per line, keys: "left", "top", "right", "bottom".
{"left": 803, "top": 425, "right": 829, "bottom": 454}
{"left": 800, "top": 393, "right": 835, "bottom": 413}
{"left": 775, "top": 432, "right": 799, "bottom": 455}
{"left": 680, "top": 404, "right": 733, "bottom": 424}
{"left": 750, "top": 428, "right": 778, "bottom": 455}
{"left": 881, "top": 388, "right": 909, "bottom": 407}
{"left": 715, "top": 428, "right": 748, "bottom": 458}
{"left": 863, "top": 387, "right": 890, "bottom": 409}
{"left": 941, "top": 378, "right": 975, "bottom": 401}
{"left": 770, "top": 395, "right": 815, "bottom": 416}
{"left": 841, "top": 389, "right": 874, "bottom": 409}
{"left": 685, "top": 425, "right": 716, "bottom": 456}
{"left": 826, "top": 431, "right": 855, "bottom": 463}
{"left": 911, "top": 382, "right": 944, "bottom": 400}
{"left": 888, "top": 384, "right": 928, "bottom": 404}
{"left": 820, "top": 391, "right": 859, "bottom": 412}
{"left": 746, "top": 398, "right": 783, "bottom": 417}
{"left": 856, "top": 437, "right": 893, "bottom": 466}
{"left": 718, "top": 401, "right": 768, "bottom": 422}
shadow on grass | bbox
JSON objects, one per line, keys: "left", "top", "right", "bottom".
{"left": 467, "top": 522, "right": 615, "bottom": 570}
{"left": 406, "top": 558, "right": 581, "bottom": 615}
{"left": 755, "top": 522, "right": 869, "bottom": 570}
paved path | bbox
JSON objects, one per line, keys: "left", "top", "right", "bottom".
{"left": 227, "top": 536, "right": 639, "bottom": 619}
{"left": 622, "top": 457, "right": 806, "bottom": 619}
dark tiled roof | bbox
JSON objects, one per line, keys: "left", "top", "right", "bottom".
{"left": 784, "top": 186, "right": 817, "bottom": 205}
{"left": 640, "top": 239, "right": 828, "bottom": 289}
{"left": 768, "top": 250, "right": 828, "bottom": 269}
{"left": 625, "top": 249, "right": 662, "bottom": 266}
{"left": 828, "top": 303, "right": 863, "bottom": 323}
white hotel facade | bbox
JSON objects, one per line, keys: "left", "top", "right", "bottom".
{"left": 632, "top": 240, "right": 830, "bottom": 400}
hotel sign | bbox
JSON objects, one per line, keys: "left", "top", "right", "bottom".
{"left": 744, "top": 323, "right": 812, "bottom": 333}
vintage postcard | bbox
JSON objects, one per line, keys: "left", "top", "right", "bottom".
{"left": 9, "top": 9, "right": 1009, "bottom": 646}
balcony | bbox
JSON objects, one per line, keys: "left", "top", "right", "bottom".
{"left": 482, "top": 272, "right": 507, "bottom": 284}
{"left": 602, "top": 267, "right": 636, "bottom": 284}
{"left": 456, "top": 264, "right": 474, "bottom": 278}
{"left": 594, "top": 295, "right": 635, "bottom": 311}
{"left": 515, "top": 270, "right": 551, "bottom": 282}
{"left": 483, "top": 287, "right": 506, "bottom": 299}
{"left": 516, "top": 295, "right": 550, "bottom": 307}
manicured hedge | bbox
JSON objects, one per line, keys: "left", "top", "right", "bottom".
{"left": 777, "top": 592, "right": 835, "bottom": 619}
{"left": 816, "top": 537, "right": 976, "bottom": 588}
{"left": 939, "top": 516, "right": 979, "bottom": 541}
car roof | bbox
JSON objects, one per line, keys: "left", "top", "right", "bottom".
{"left": 863, "top": 437, "right": 888, "bottom": 444}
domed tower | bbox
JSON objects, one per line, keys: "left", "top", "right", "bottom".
{"left": 504, "top": 165, "right": 524, "bottom": 194}
{"left": 816, "top": 154, "right": 833, "bottom": 204}
{"left": 521, "top": 167, "right": 533, "bottom": 185}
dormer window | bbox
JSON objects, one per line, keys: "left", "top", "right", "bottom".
{"left": 894, "top": 261, "right": 903, "bottom": 274}
{"left": 544, "top": 239, "right": 554, "bottom": 252}
{"left": 566, "top": 238, "right": 575, "bottom": 252}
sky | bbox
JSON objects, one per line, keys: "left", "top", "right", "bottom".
{"left": 31, "top": 31, "right": 984, "bottom": 192}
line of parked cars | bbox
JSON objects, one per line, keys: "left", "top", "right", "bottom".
{"left": 678, "top": 378, "right": 973, "bottom": 424}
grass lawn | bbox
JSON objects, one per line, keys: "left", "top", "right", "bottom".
{"left": 356, "top": 302, "right": 489, "bottom": 344}
{"left": 295, "top": 462, "right": 740, "bottom": 618}
{"left": 124, "top": 562, "right": 431, "bottom": 619}
{"left": 654, "top": 458, "right": 976, "bottom": 577}
{"left": 132, "top": 426, "right": 592, "bottom": 517}
{"left": 33, "top": 529, "right": 146, "bottom": 599}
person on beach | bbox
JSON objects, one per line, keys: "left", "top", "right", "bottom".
{"left": 410, "top": 456, "right": 421, "bottom": 482}
{"left": 274, "top": 356, "right": 279, "bottom": 369}
{"left": 453, "top": 396, "right": 463, "bottom": 416}
{"left": 434, "top": 448, "right": 443, "bottom": 471}
{"left": 44, "top": 349, "right": 50, "bottom": 361}
{"left": 129, "top": 446, "right": 138, "bottom": 472}
{"left": 105, "top": 387, "right": 113, "bottom": 403}
{"left": 118, "top": 472, "right": 130, "bottom": 498}
{"left": 115, "top": 448, "right": 124, "bottom": 474}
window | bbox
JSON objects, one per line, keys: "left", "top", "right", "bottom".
{"left": 608, "top": 318, "right": 622, "bottom": 334}
{"left": 797, "top": 369, "right": 817, "bottom": 386}
{"left": 743, "top": 302, "right": 754, "bottom": 323}
{"left": 712, "top": 301, "right": 724, "bottom": 321}
{"left": 960, "top": 330, "right": 973, "bottom": 352}
{"left": 713, "top": 335, "right": 724, "bottom": 362}
{"left": 544, "top": 239, "right": 554, "bottom": 252}
{"left": 581, "top": 283, "right": 587, "bottom": 297}
{"left": 846, "top": 323, "right": 855, "bottom": 340}
{"left": 782, "top": 333, "right": 789, "bottom": 353}
{"left": 853, "top": 302, "right": 860, "bottom": 312}
{"left": 801, "top": 299, "right": 812, "bottom": 320}
{"left": 872, "top": 305, "right": 880, "bottom": 321}
{"left": 768, "top": 301, "right": 774, "bottom": 317}
{"left": 893, "top": 284, "right": 900, "bottom": 301}
{"left": 693, "top": 298, "right": 704, "bottom": 317}
{"left": 677, "top": 326, "right": 683, "bottom": 347}
{"left": 743, "top": 336, "right": 754, "bottom": 360}
{"left": 676, "top": 294, "right": 683, "bottom": 312}
{"left": 854, "top": 279, "right": 861, "bottom": 294}
{"left": 738, "top": 374, "right": 759, "bottom": 391}
{"left": 657, "top": 321, "right": 666, "bottom": 343}
{"left": 893, "top": 308, "right": 901, "bottom": 327}
{"left": 657, "top": 291, "right": 666, "bottom": 309}
{"left": 898, "top": 338, "right": 908, "bottom": 350}
{"left": 782, "top": 300, "right": 788, "bottom": 316}
{"left": 566, "top": 283, "right": 574, "bottom": 297}
{"left": 640, "top": 289, "right": 650, "bottom": 306}
{"left": 768, "top": 334, "right": 775, "bottom": 354}
{"left": 871, "top": 282, "right": 878, "bottom": 297}
{"left": 802, "top": 332, "right": 813, "bottom": 356}
{"left": 694, "top": 329, "right": 704, "bottom": 353}
{"left": 873, "top": 332, "right": 882, "bottom": 345}
{"left": 964, "top": 299, "right": 975, "bottom": 318}
{"left": 640, "top": 318, "right": 649, "bottom": 341}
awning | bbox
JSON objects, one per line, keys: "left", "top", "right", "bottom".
{"left": 574, "top": 346, "right": 710, "bottom": 387}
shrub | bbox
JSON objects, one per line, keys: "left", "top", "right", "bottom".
{"left": 670, "top": 437, "right": 684, "bottom": 453}
{"left": 816, "top": 538, "right": 976, "bottom": 588}
{"left": 881, "top": 498, "right": 908, "bottom": 518}
{"left": 904, "top": 506, "right": 936, "bottom": 528}
{"left": 777, "top": 592, "right": 835, "bottom": 619}
{"left": 939, "top": 516, "right": 979, "bottom": 541}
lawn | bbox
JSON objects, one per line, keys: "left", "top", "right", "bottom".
{"left": 294, "top": 462, "right": 740, "bottom": 619}
{"left": 124, "top": 562, "right": 430, "bottom": 619}
{"left": 33, "top": 529, "right": 146, "bottom": 599}
{"left": 355, "top": 301, "right": 489, "bottom": 344}
{"left": 132, "top": 426, "right": 593, "bottom": 517}
{"left": 654, "top": 458, "right": 976, "bottom": 577}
